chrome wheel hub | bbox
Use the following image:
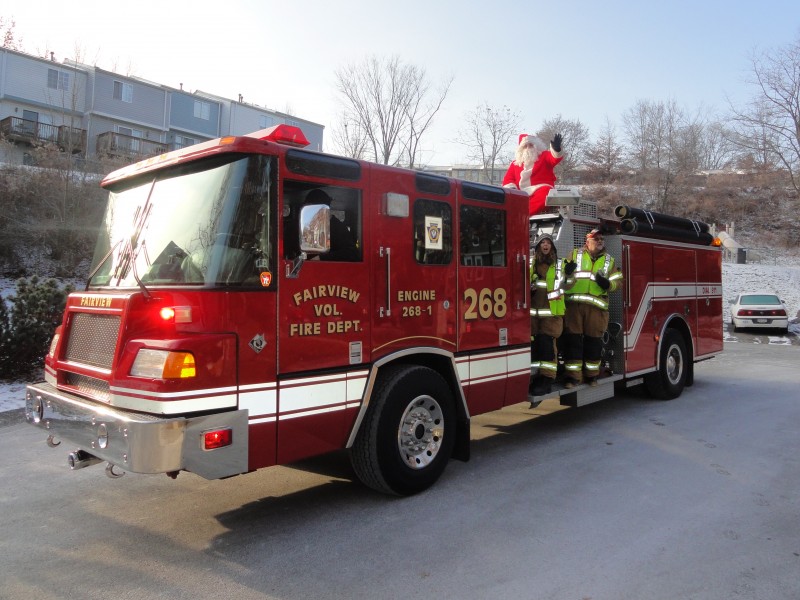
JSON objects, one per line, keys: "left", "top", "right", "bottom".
{"left": 397, "top": 395, "right": 444, "bottom": 469}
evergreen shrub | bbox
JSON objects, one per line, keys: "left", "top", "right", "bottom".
{"left": 0, "top": 277, "right": 71, "bottom": 380}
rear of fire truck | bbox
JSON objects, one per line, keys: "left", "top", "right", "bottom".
{"left": 528, "top": 190, "right": 723, "bottom": 407}
{"left": 23, "top": 130, "right": 293, "bottom": 479}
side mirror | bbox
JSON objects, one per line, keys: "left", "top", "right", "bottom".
{"left": 299, "top": 204, "right": 330, "bottom": 255}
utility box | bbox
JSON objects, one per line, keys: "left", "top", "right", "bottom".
{"left": 736, "top": 248, "right": 747, "bottom": 264}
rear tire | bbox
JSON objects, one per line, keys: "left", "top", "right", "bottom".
{"left": 350, "top": 365, "right": 455, "bottom": 496}
{"left": 645, "top": 329, "right": 688, "bottom": 400}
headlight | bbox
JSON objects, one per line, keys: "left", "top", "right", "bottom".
{"left": 131, "top": 349, "right": 196, "bottom": 379}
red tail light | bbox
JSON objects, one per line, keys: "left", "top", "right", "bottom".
{"left": 203, "top": 429, "right": 232, "bottom": 450}
{"left": 737, "top": 309, "right": 786, "bottom": 317}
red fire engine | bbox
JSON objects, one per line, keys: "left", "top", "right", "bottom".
{"left": 24, "top": 125, "right": 723, "bottom": 495}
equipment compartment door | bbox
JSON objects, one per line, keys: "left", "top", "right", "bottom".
{"left": 695, "top": 247, "right": 724, "bottom": 356}
{"left": 623, "top": 239, "right": 657, "bottom": 374}
{"left": 456, "top": 196, "right": 530, "bottom": 414}
{"left": 368, "top": 171, "right": 458, "bottom": 362}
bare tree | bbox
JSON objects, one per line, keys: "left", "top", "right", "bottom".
{"left": 334, "top": 55, "right": 451, "bottom": 167}
{"left": 730, "top": 99, "right": 779, "bottom": 174}
{"left": 699, "top": 120, "right": 737, "bottom": 171}
{"left": 400, "top": 73, "right": 452, "bottom": 169}
{"left": 584, "top": 118, "right": 624, "bottom": 182}
{"left": 0, "top": 16, "right": 22, "bottom": 50}
{"left": 622, "top": 99, "right": 691, "bottom": 212}
{"left": 330, "top": 111, "right": 369, "bottom": 160}
{"left": 457, "top": 103, "right": 520, "bottom": 184}
{"left": 622, "top": 99, "right": 652, "bottom": 173}
{"left": 729, "top": 34, "right": 800, "bottom": 193}
{"left": 536, "top": 115, "right": 590, "bottom": 183}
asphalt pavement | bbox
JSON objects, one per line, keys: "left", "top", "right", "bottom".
{"left": 1, "top": 341, "right": 799, "bottom": 599}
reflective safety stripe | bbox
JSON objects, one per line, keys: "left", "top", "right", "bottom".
{"left": 566, "top": 249, "right": 619, "bottom": 297}
{"left": 531, "top": 259, "right": 566, "bottom": 317}
{"left": 565, "top": 362, "right": 582, "bottom": 372}
{"left": 566, "top": 293, "right": 609, "bottom": 310}
{"left": 584, "top": 360, "right": 601, "bottom": 370}
{"left": 531, "top": 360, "right": 542, "bottom": 368}
{"left": 539, "top": 360, "right": 557, "bottom": 373}
{"left": 552, "top": 262, "right": 564, "bottom": 292}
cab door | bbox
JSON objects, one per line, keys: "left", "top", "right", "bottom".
{"left": 277, "top": 179, "right": 371, "bottom": 464}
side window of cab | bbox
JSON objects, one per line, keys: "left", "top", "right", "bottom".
{"left": 283, "top": 182, "right": 362, "bottom": 262}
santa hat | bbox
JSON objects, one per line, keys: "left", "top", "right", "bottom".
{"left": 515, "top": 133, "right": 547, "bottom": 165}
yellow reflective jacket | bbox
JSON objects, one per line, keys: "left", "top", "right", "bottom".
{"left": 530, "top": 259, "right": 566, "bottom": 317}
{"left": 564, "top": 248, "right": 623, "bottom": 310}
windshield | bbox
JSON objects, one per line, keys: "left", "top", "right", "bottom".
{"left": 88, "top": 154, "right": 277, "bottom": 289}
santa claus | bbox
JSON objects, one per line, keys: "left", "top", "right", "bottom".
{"left": 502, "top": 132, "right": 563, "bottom": 216}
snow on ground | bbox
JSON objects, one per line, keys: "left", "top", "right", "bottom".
{"left": 1, "top": 255, "right": 799, "bottom": 412}
{"left": 722, "top": 253, "right": 800, "bottom": 337}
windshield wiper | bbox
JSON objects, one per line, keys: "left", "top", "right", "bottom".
{"left": 116, "top": 197, "right": 154, "bottom": 299}
{"left": 85, "top": 238, "right": 123, "bottom": 290}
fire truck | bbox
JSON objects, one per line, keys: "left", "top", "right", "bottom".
{"left": 23, "top": 125, "right": 723, "bottom": 495}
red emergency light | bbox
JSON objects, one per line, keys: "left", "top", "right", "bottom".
{"left": 247, "top": 124, "right": 310, "bottom": 147}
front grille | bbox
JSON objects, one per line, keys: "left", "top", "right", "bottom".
{"left": 64, "top": 372, "right": 111, "bottom": 403}
{"left": 65, "top": 313, "right": 121, "bottom": 369}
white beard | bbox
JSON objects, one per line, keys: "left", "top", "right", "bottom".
{"left": 521, "top": 146, "right": 537, "bottom": 167}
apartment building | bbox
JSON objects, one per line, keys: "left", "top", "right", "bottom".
{"left": 0, "top": 48, "right": 323, "bottom": 166}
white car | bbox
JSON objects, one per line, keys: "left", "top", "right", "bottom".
{"left": 729, "top": 292, "right": 789, "bottom": 333}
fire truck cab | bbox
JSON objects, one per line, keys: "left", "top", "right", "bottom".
{"left": 24, "top": 125, "right": 723, "bottom": 496}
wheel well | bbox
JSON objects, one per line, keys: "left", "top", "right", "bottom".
{"left": 661, "top": 317, "right": 694, "bottom": 386}
{"left": 360, "top": 352, "right": 470, "bottom": 461}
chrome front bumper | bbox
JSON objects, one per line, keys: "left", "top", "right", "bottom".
{"left": 25, "top": 383, "right": 248, "bottom": 480}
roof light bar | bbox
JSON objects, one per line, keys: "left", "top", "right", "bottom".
{"left": 248, "top": 124, "right": 309, "bottom": 147}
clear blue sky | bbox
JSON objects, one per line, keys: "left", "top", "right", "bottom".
{"left": 6, "top": 0, "right": 800, "bottom": 164}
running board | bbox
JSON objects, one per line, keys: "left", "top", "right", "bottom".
{"left": 528, "top": 374, "right": 624, "bottom": 408}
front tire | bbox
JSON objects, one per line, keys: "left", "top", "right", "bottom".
{"left": 645, "top": 329, "right": 688, "bottom": 400}
{"left": 351, "top": 365, "right": 455, "bottom": 495}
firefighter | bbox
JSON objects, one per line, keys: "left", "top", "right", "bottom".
{"left": 529, "top": 233, "right": 565, "bottom": 396}
{"left": 562, "top": 228, "right": 623, "bottom": 387}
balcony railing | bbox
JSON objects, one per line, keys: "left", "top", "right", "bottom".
{"left": 0, "top": 117, "right": 87, "bottom": 153}
{"left": 96, "top": 132, "right": 168, "bottom": 160}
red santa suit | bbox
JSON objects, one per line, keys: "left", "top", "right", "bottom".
{"left": 503, "top": 133, "right": 563, "bottom": 216}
